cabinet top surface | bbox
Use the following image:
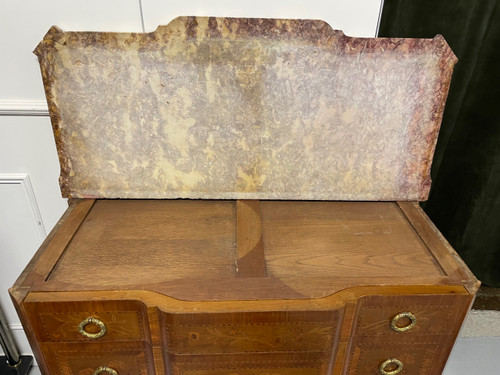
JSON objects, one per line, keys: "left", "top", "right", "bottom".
{"left": 31, "top": 199, "right": 474, "bottom": 301}
{"left": 36, "top": 16, "right": 456, "bottom": 201}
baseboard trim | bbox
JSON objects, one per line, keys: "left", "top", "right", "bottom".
{"left": 0, "top": 100, "right": 49, "bottom": 116}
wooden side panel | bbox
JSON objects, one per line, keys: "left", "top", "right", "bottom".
{"left": 10, "top": 301, "right": 52, "bottom": 375}
{"left": 12, "top": 199, "right": 94, "bottom": 299}
{"left": 398, "top": 201, "right": 480, "bottom": 293}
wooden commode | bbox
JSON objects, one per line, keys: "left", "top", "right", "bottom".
{"left": 11, "top": 17, "right": 479, "bottom": 375}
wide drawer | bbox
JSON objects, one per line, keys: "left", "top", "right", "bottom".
{"left": 25, "top": 300, "right": 149, "bottom": 343}
{"left": 353, "top": 294, "right": 472, "bottom": 336}
{"left": 166, "top": 352, "right": 326, "bottom": 375}
{"left": 160, "top": 310, "right": 340, "bottom": 355}
{"left": 40, "top": 341, "right": 155, "bottom": 375}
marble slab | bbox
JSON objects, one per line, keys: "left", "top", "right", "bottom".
{"left": 35, "top": 17, "right": 457, "bottom": 200}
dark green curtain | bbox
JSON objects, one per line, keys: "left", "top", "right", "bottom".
{"left": 379, "top": 0, "right": 500, "bottom": 286}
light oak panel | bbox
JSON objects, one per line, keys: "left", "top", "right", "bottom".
{"left": 261, "top": 201, "right": 444, "bottom": 279}
{"left": 50, "top": 200, "right": 237, "bottom": 287}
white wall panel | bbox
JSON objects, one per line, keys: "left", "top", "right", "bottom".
{"left": 0, "top": 116, "right": 66, "bottom": 366}
{"left": 141, "top": 0, "right": 383, "bottom": 37}
{"left": 0, "top": 177, "right": 44, "bottom": 323}
{"left": 0, "top": 0, "right": 143, "bottom": 102}
{"left": 0, "top": 116, "right": 67, "bottom": 230}
{"left": 0, "top": 176, "right": 43, "bottom": 368}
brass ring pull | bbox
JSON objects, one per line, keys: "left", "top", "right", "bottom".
{"left": 78, "top": 317, "right": 107, "bottom": 339}
{"left": 93, "top": 366, "right": 118, "bottom": 375}
{"left": 379, "top": 358, "right": 404, "bottom": 375}
{"left": 390, "top": 312, "right": 416, "bottom": 332}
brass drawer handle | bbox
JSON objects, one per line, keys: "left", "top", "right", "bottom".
{"left": 379, "top": 358, "right": 404, "bottom": 375}
{"left": 78, "top": 317, "right": 107, "bottom": 339}
{"left": 390, "top": 311, "right": 416, "bottom": 332}
{"left": 93, "top": 366, "right": 118, "bottom": 375}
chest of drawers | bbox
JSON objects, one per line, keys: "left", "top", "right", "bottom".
{"left": 12, "top": 199, "right": 478, "bottom": 375}
{"left": 11, "top": 16, "right": 479, "bottom": 375}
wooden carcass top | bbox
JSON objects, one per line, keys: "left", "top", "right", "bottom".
{"left": 11, "top": 199, "right": 479, "bottom": 302}
{"left": 35, "top": 16, "right": 456, "bottom": 200}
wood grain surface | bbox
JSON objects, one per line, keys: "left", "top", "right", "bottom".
{"left": 260, "top": 201, "right": 442, "bottom": 279}
{"left": 49, "top": 200, "right": 237, "bottom": 287}
{"left": 25, "top": 200, "right": 469, "bottom": 301}
{"left": 236, "top": 200, "right": 266, "bottom": 277}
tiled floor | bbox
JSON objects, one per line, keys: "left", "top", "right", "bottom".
{"left": 443, "top": 337, "right": 500, "bottom": 374}
{"left": 443, "top": 309, "right": 500, "bottom": 374}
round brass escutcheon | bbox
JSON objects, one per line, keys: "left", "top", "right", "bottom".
{"left": 93, "top": 365, "right": 118, "bottom": 375}
{"left": 379, "top": 358, "right": 404, "bottom": 375}
{"left": 78, "top": 316, "right": 107, "bottom": 339}
{"left": 390, "top": 311, "right": 416, "bottom": 332}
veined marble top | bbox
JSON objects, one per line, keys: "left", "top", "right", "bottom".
{"left": 35, "top": 17, "right": 456, "bottom": 200}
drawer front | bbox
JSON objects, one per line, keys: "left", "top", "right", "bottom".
{"left": 25, "top": 300, "right": 149, "bottom": 342}
{"left": 346, "top": 336, "right": 454, "bottom": 375}
{"left": 161, "top": 310, "right": 339, "bottom": 355}
{"left": 180, "top": 368, "right": 318, "bottom": 375}
{"left": 353, "top": 294, "right": 472, "bottom": 336}
{"left": 41, "top": 341, "right": 155, "bottom": 375}
{"left": 166, "top": 352, "right": 325, "bottom": 375}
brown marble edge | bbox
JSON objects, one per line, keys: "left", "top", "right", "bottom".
{"left": 34, "top": 26, "right": 71, "bottom": 197}
{"left": 397, "top": 34, "right": 457, "bottom": 201}
{"left": 33, "top": 17, "right": 458, "bottom": 52}
{"left": 34, "top": 17, "right": 458, "bottom": 201}
{"left": 419, "top": 37, "right": 458, "bottom": 200}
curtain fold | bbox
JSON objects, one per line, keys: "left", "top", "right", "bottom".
{"left": 379, "top": 0, "right": 500, "bottom": 286}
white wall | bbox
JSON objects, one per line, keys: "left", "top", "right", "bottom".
{"left": 0, "top": 1, "right": 383, "bottom": 372}
{"left": 141, "top": 0, "right": 383, "bottom": 35}
{"left": 0, "top": 0, "right": 143, "bottom": 102}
